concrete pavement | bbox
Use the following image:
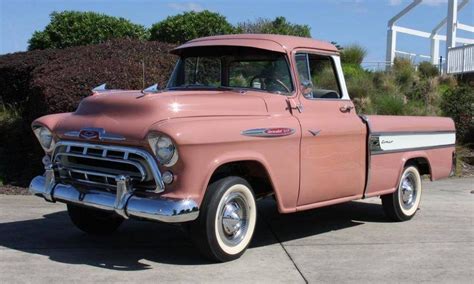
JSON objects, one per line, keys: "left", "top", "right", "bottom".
{"left": 0, "top": 177, "right": 473, "bottom": 283}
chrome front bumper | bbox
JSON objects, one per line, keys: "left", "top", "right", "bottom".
{"left": 29, "top": 170, "right": 199, "bottom": 223}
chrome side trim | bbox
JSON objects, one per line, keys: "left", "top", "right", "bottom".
{"left": 241, "top": 128, "right": 296, "bottom": 137}
{"left": 371, "top": 130, "right": 456, "bottom": 136}
{"left": 29, "top": 175, "right": 199, "bottom": 223}
{"left": 369, "top": 131, "right": 456, "bottom": 155}
{"left": 54, "top": 141, "right": 165, "bottom": 192}
{"left": 371, "top": 144, "right": 456, "bottom": 155}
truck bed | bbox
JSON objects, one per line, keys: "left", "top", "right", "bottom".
{"left": 362, "top": 115, "right": 456, "bottom": 197}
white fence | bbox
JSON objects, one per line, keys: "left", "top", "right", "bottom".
{"left": 447, "top": 44, "right": 474, "bottom": 74}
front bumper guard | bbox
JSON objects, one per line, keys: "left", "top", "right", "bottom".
{"left": 29, "top": 169, "right": 199, "bottom": 223}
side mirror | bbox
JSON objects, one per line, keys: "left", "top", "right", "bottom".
{"left": 300, "top": 80, "right": 313, "bottom": 96}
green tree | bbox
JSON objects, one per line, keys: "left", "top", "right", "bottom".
{"left": 237, "top": 16, "right": 311, "bottom": 37}
{"left": 28, "top": 11, "right": 148, "bottom": 50}
{"left": 149, "top": 10, "right": 234, "bottom": 44}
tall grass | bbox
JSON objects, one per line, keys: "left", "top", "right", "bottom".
{"left": 341, "top": 44, "right": 367, "bottom": 65}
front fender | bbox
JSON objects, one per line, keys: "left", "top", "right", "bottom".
{"left": 151, "top": 116, "right": 301, "bottom": 213}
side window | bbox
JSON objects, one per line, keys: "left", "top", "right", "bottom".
{"left": 295, "top": 53, "right": 341, "bottom": 99}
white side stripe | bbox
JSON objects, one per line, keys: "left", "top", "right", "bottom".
{"left": 377, "top": 133, "right": 455, "bottom": 152}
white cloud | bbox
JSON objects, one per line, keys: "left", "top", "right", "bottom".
{"left": 388, "top": 0, "right": 449, "bottom": 6}
{"left": 389, "top": 0, "right": 403, "bottom": 6}
{"left": 422, "top": 0, "right": 448, "bottom": 6}
{"left": 167, "top": 2, "right": 204, "bottom": 12}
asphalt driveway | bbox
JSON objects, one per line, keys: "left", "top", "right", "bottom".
{"left": 0, "top": 177, "right": 473, "bottom": 283}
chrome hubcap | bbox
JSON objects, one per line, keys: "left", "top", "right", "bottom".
{"left": 400, "top": 172, "right": 417, "bottom": 209}
{"left": 218, "top": 192, "right": 249, "bottom": 246}
{"left": 222, "top": 202, "right": 243, "bottom": 235}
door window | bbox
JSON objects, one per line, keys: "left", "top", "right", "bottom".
{"left": 295, "top": 53, "right": 341, "bottom": 99}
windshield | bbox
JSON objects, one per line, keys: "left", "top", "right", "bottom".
{"left": 167, "top": 46, "right": 294, "bottom": 95}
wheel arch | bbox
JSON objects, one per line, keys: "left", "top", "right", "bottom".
{"left": 206, "top": 159, "right": 276, "bottom": 200}
{"left": 395, "top": 152, "right": 433, "bottom": 191}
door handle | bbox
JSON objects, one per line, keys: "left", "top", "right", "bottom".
{"left": 339, "top": 105, "right": 354, "bottom": 113}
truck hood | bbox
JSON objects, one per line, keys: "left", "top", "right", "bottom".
{"left": 55, "top": 90, "right": 268, "bottom": 143}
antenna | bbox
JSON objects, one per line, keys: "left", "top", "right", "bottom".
{"left": 142, "top": 60, "right": 145, "bottom": 89}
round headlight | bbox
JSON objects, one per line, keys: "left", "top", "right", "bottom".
{"left": 33, "top": 126, "right": 55, "bottom": 152}
{"left": 39, "top": 127, "right": 53, "bottom": 149}
{"left": 156, "top": 136, "right": 175, "bottom": 163}
{"left": 148, "top": 134, "right": 178, "bottom": 166}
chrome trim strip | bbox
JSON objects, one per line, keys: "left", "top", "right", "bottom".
{"left": 371, "top": 144, "right": 456, "bottom": 155}
{"left": 54, "top": 141, "right": 165, "bottom": 192}
{"left": 371, "top": 130, "right": 456, "bottom": 136}
{"left": 29, "top": 175, "right": 199, "bottom": 223}
{"left": 241, "top": 128, "right": 296, "bottom": 137}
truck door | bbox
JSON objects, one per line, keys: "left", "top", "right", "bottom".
{"left": 292, "top": 52, "right": 366, "bottom": 207}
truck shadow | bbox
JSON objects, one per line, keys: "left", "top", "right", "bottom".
{"left": 0, "top": 198, "right": 388, "bottom": 270}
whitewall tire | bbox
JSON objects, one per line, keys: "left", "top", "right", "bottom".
{"left": 382, "top": 165, "right": 422, "bottom": 221}
{"left": 189, "top": 176, "right": 257, "bottom": 262}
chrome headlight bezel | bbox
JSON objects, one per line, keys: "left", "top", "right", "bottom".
{"left": 33, "top": 125, "right": 55, "bottom": 152}
{"left": 147, "top": 133, "right": 178, "bottom": 167}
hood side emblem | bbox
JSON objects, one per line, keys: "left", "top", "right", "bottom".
{"left": 241, "top": 128, "right": 295, "bottom": 137}
{"left": 65, "top": 128, "right": 126, "bottom": 141}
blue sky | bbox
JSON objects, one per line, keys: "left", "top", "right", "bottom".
{"left": 0, "top": 0, "right": 473, "bottom": 62}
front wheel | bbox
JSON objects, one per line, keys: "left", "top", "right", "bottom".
{"left": 382, "top": 165, "right": 422, "bottom": 221}
{"left": 189, "top": 176, "right": 257, "bottom": 262}
{"left": 67, "top": 204, "right": 123, "bottom": 235}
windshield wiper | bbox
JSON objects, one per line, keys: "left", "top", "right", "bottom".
{"left": 168, "top": 85, "right": 247, "bottom": 93}
{"left": 215, "top": 86, "right": 247, "bottom": 93}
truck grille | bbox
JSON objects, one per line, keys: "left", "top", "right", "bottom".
{"left": 52, "top": 141, "right": 164, "bottom": 192}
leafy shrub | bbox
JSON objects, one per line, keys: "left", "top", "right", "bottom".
{"left": 440, "top": 86, "right": 474, "bottom": 143}
{"left": 345, "top": 68, "right": 374, "bottom": 99}
{"left": 404, "top": 100, "right": 429, "bottom": 116}
{"left": 0, "top": 48, "right": 58, "bottom": 106}
{"left": 418, "top": 61, "right": 439, "bottom": 78}
{"left": 0, "top": 105, "right": 43, "bottom": 186}
{"left": 340, "top": 44, "right": 367, "bottom": 65}
{"left": 392, "top": 58, "right": 416, "bottom": 88}
{"left": 342, "top": 64, "right": 365, "bottom": 79}
{"left": 28, "top": 11, "right": 148, "bottom": 50}
{"left": 149, "top": 10, "right": 234, "bottom": 44}
{"left": 373, "top": 71, "right": 399, "bottom": 95}
{"left": 237, "top": 16, "right": 311, "bottom": 37}
{"left": 371, "top": 93, "right": 405, "bottom": 115}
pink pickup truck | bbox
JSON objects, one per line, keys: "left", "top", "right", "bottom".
{"left": 30, "top": 34, "right": 456, "bottom": 262}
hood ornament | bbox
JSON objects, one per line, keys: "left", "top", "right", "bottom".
{"left": 92, "top": 83, "right": 107, "bottom": 93}
{"left": 137, "top": 83, "right": 161, "bottom": 98}
{"left": 65, "top": 128, "right": 126, "bottom": 141}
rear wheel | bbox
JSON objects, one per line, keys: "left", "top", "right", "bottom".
{"left": 382, "top": 165, "right": 422, "bottom": 221}
{"left": 67, "top": 204, "right": 123, "bottom": 235}
{"left": 189, "top": 176, "right": 257, "bottom": 262}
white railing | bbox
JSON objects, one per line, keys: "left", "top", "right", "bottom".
{"left": 447, "top": 44, "right": 474, "bottom": 74}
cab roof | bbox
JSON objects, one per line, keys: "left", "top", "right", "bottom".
{"left": 171, "top": 34, "right": 339, "bottom": 55}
